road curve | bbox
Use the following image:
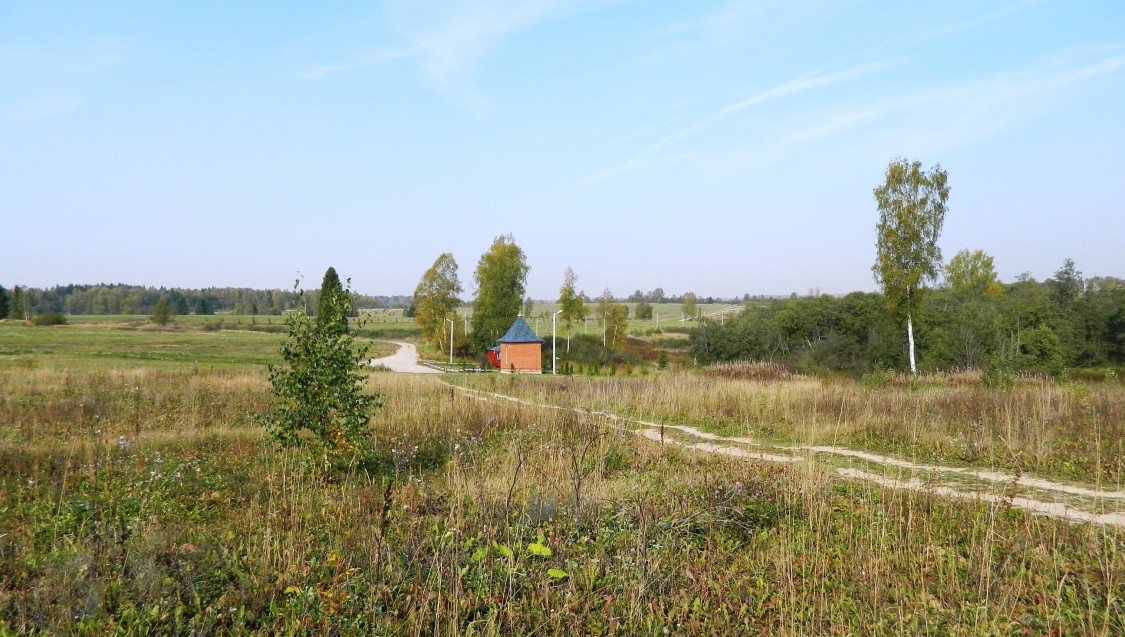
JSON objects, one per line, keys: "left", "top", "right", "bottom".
{"left": 368, "top": 342, "right": 443, "bottom": 374}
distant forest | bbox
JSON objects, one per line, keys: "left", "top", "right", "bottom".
{"left": 690, "top": 270, "right": 1125, "bottom": 374}
{"left": 0, "top": 284, "right": 409, "bottom": 317}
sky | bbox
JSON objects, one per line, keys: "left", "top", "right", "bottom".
{"left": 2, "top": 1, "right": 1123, "bottom": 299}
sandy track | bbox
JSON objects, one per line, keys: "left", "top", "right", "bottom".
{"left": 441, "top": 380, "right": 1125, "bottom": 528}
{"left": 368, "top": 342, "right": 443, "bottom": 374}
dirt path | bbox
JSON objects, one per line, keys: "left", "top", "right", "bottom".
{"left": 441, "top": 380, "right": 1125, "bottom": 528}
{"left": 368, "top": 342, "right": 443, "bottom": 374}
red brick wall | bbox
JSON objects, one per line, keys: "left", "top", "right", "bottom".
{"left": 500, "top": 342, "right": 542, "bottom": 373}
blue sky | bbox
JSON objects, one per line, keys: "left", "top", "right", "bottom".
{"left": 2, "top": 1, "right": 1123, "bottom": 299}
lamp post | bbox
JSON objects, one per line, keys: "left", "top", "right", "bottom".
{"left": 445, "top": 318, "right": 454, "bottom": 365}
{"left": 552, "top": 310, "right": 563, "bottom": 375}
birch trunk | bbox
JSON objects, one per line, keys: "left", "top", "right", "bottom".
{"left": 907, "top": 309, "right": 917, "bottom": 375}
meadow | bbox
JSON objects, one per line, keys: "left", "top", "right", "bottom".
{"left": 1, "top": 322, "right": 1122, "bottom": 634}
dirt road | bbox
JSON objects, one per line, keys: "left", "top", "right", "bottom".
{"left": 368, "top": 342, "right": 443, "bottom": 374}
{"left": 443, "top": 380, "right": 1125, "bottom": 528}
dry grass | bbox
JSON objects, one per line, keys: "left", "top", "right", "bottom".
{"left": 454, "top": 371, "right": 1125, "bottom": 485}
{"left": 1, "top": 362, "right": 1122, "bottom": 634}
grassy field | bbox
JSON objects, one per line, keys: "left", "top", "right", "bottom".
{"left": 0, "top": 320, "right": 397, "bottom": 371}
{"left": 450, "top": 368, "right": 1125, "bottom": 485}
{"left": 1, "top": 327, "right": 1122, "bottom": 634}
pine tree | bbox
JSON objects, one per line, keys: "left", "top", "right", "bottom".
{"left": 317, "top": 267, "right": 348, "bottom": 334}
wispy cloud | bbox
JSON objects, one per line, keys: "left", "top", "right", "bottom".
{"left": 569, "top": 59, "right": 897, "bottom": 192}
{"left": 910, "top": 0, "right": 1045, "bottom": 45}
{"left": 698, "top": 51, "right": 1125, "bottom": 178}
{"left": 298, "top": 46, "right": 422, "bottom": 80}
{"left": 797, "top": 53, "right": 1125, "bottom": 145}
{"left": 303, "top": 0, "right": 607, "bottom": 111}
{"left": 0, "top": 39, "right": 126, "bottom": 125}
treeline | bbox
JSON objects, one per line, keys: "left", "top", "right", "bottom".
{"left": 0, "top": 283, "right": 408, "bottom": 318}
{"left": 690, "top": 273, "right": 1125, "bottom": 375}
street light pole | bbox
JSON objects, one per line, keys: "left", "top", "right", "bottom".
{"left": 552, "top": 310, "right": 562, "bottom": 375}
{"left": 445, "top": 318, "right": 454, "bottom": 365}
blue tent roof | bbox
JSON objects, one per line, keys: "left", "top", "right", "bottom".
{"left": 497, "top": 316, "right": 544, "bottom": 344}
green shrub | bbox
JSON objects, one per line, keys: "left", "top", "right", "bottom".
{"left": 982, "top": 352, "right": 1016, "bottom": 391}
{"left": 861, "top": 363, "right": 895, "bottom": 390}
{"left": 30, "top": 312, "right": 67, "bottom": 326}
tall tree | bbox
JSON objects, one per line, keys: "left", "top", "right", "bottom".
{"left": 681, "top": 292, "right": 697, "bottom": 322}
{"left": 596, "top": 289, "right": 615, "bottom": 346}
{"left": 8, "top": 286, "right": 26, "bottom": 320}
{"left": 317, "top": 267, "right": 348, "bottom": 335}
{"left": 470, "top": 235, "right": 530, "bottom": 352}
{"left": 1049, "top": 257, "right": 1083, "bottom": 308}
{"left": 558, "top": 266, "right": 586, "bottom": 352}
{"left": 634, "top": 301, "right": 653, "bottom": 320}
{"left": 0, "top": 285, "right": 9, "bottom": 319}
{"left": 944, "top": 249, "right": 998, "bottom": 294}
{"left": 873, "top": 158, "right": 949, "bottom": 374}
{"left": 412, "top": 253, "right": 463, "bottom": 351}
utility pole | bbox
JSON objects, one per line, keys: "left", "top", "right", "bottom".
{"left": 552, "top": 310, "right": 562, "bottom": 375}
{"left": 445, "top": 318, "right": 454, "bottom": 365}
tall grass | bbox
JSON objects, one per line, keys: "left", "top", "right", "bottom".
{"left": 1, "top": 363, "right": 1122, "bottom": 634}
{"left": 455, "top": 371, "right": 1125, "bottom": 484}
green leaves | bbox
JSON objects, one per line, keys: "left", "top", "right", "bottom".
{"left": 260, "top": 270, "right": 380, "bottom": 469}
{"left": 413, "top": 253, "right": 463, "bottom": 351}
{"left": 471, "top": 234, "right": 530, "bottom": 353}
{"left": 527, "top": 542, "right": 552, "bottom": 558}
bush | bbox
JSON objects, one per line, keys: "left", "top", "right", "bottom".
{"left": 30, "top": 312, "right": 67, "bottom": 326}
{"left": 861, "top": 363, "right": 895, "bottom": 390}
{"left": 982, "top": 352, "right": 1016, "bottom": 391}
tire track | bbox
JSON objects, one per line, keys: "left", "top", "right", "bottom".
{"left": 440, "top": 379, "right": 1125, "bottom": 528}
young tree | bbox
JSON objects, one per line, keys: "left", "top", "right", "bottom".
{"left": 605, "top": 303, "right": 629, "bottom": 351}
{"left": 596, "top": 288, "right": 615, "bottom": 346}
{"left": 412, "top": 253, "right": 463, "bottom": 351}
{"left": 872, "top": 158, "right": 950, "bottom": 375}
{"left": 558, "top": 266, "right": 586, "bottom": 352}
{"left": 470, "top": 235, "right": 530, "bottom": 352}
{"left": 151, "top": 297, "right": 173, "bottom": 326}
{"left": 261, "top": 279, "right": 379, "bottom": 470}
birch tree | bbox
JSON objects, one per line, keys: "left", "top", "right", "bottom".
{"left": 557, "top": 266, "right": 586, "bottom": 352}
{"left": 412, "top": 253, "right": 463, "bottom": 351}
{"left": 873, "top": 158, "right": 949, "bottom": 375}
